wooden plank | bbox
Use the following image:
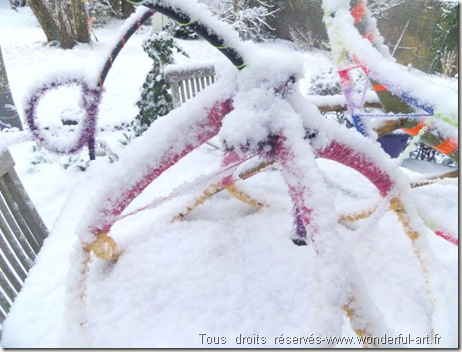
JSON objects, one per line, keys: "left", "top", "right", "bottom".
{"left": 0, "top": 250, "right": 22, "bottom": 294}
{"left": 0, "top": 191, "right": 36, "bottom": 264}
{"left": 0, "top": 172, "right": 48, "bottom": 251}
{"left": 178, "top": 81, "right": 187, "bottom": 105}
{"left": 316, "top": 101, "right": 382, "bottom": 113}
{"left": 0, "top": 180, "right": 40, "bottom": 255}
{"left": 0, "top": 267, "right": 17, "bottom": 303}
{"left": 0, "top": 300, "right": 7, "bottom": 321}
{"left": 169, "top": 82, "right": 181, "bottom": 109}
{"left": 0, "top": 218, "right": 29, "bottom": 280}
{"left": 194, "top": 78, "right": 201, "bottom": 94}
{"left": 185, "top": 80, "right": 192, "bottom": 100}
{"left": 190, "top": 79, "right": 197, "bottom": 99}
{"left": 199, "top": 77, "right": 206, "bottom": 90}
{"left": 0, "top": 150, "right": 14, "bottom": 178}
{"left": 4, "top": 169, "right": 48, "bottom": 247}
{"left": 0, "top": 291, "right": 10, "bottom": 313}
{"left": 164, "top": 65, "right": 215, "bottom": 83}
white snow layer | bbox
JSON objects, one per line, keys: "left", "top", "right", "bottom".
{"left": 0, "top": 0, "right": 458, "bottom": 348}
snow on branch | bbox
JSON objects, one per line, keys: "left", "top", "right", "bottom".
{"left": 199, "top": 0, "right": 278, "bottom": 41}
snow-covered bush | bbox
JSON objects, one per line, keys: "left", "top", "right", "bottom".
{"left": 132, "top": 31, "right": 187, "bottom": 137}
{"left": 289, "top": 27, "right": 330, "bottom": 52}
{"left": 429, "top": 0, "right": 458, "bottom": 77}
{"left": 199, "top": 0, "right": 278, "bottom": 41}
{"left": 367, "top": 0, "right": 405, "bottom": 18}
{"left": 87, "top": 0, "right": 113, "bottom": 27}
{"left": 28, "top": 137, "right": 119, "bottom": 172}
{"left": 9, "top": 0, "right": 25, "bottom": 10}
{"left": 307, "top": 68, "right": 342, "bottom": 96}
{"left": 409, "top": 141, "right": 457, "bottom": 166}
{"left": 164, "top": 20, "right": 199, "bottom": 40}
{"left": 307, "top": 68, "right": 353, "bottom": 128}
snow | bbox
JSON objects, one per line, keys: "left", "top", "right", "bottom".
{"left": 0, "top": 0, "right": 458, "bottom": 348}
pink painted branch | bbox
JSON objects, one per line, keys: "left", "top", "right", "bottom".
{"left": 275, "top": 138, "right": 317, "bottom": 247}
{"left": 91, "top": 99, "right": 233, "bottom": 235}
{"left": 219, "top": 151, "right": 242, "bottom": 187}
{"left": 315, "top": 141, "right": 394, "bottom": 196}
{"left": 435, "top": 231, "right": 458, "bottom": 246}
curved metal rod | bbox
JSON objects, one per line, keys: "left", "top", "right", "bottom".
{"left": 25, "top": 9, "right": 156, "bottom": 159}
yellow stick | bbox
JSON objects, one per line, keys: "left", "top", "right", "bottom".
{"left": 83, "top": 232, "right": 121, "bottom": 261}
{"left": 173, "top": 183, "right": 223, "bottom": 221}
{"left": 224, "top": 183, "right": 265, "bottom": 210}
{"left": 343, "top": 300, "right": 379, "bottom": 348}
{"left": 338, "top": 204, "right": 378, "bottom": 223}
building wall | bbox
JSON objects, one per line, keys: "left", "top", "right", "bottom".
{"left": 377, "top": 0, "right": 445, "bottom": 71}
{"left": 269, "top": 0, "right": 328, "bottom": 48}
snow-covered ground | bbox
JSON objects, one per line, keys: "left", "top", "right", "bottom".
{"left": 0, "top": 1, "right": 458, "bottom": 348}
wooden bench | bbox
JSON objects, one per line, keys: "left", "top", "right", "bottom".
{"left": 0, "top": 148, "right": 48, "bottom": 325}
{"left": 164, "top": 63, "right": 216, "bottom": 108}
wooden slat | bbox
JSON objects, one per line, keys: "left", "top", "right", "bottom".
{"left": 0, "top": 175, "right": 47, "bottom": 252}
{"left": 185, "top": 80, "right": 192, "bottom": 100}
{"left": 4, "top": 169, "right": 48, "bottom": 246}
{"left": 164, "top": 64, "right": 216, "bottom": 108}
{"left": 0, "top": 193, "right": 36, "bottom": 265}
{"left": 0, "top": 266, "right": 17, "bottom": 303}
{"left": 0, "top": 149, "right": 49, "bottom": 323}
{"left": 169, "top": 82, "right": 181, "bottom": 109}
{"left": 199, "top": 76, "right": 207, "bottom": 90}
{"left": 164, "top": 65, "right": 215, "bottom": 83}
{"left": 0, "top": 181, "right": 40, "bottom": 255}
{"left": 0, "top": 290, "right": 11, "bottom": 313}
{"left": 0, "top": 301, "right": 7, "bottom": 321}
{"left": 193, "top": 78, "right": 200, "bottom": 95}
{"left": 179, "top": 81, "right": 187, "bottom": 104}
{"left": 0, "top": 218, "right": 29, "bottom": 280}
{"left": 0, "top": 310, "right": 6, "bottom": 324}
{"left": 0, "top": 250, "right": 22, "bottom": 294}
{"left": 0, "top": 150, "right": 14, "bottom": 178}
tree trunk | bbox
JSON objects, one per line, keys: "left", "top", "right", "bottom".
{"left": 28, "top": 0, "right": 61, "bottom": 43}
{"left": 233, "top": 0, "right": 239, "bottom": 22}
{"left": 29, "top": 0, "right": 90, "bottom": 49}
{"left": 121, "top": 0, "right": 134, "bottom": 18}
{"left": 55, "top": 0, "right": 76, "bottom": 49}
{"left": 0, "top": 46, "right": 23, "bottom": 130}
{"left": 71, "top": 0, "right": 90, "bottom": 43}
{"left": 109, "top": 0, "right": 121, "bottom": 16}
